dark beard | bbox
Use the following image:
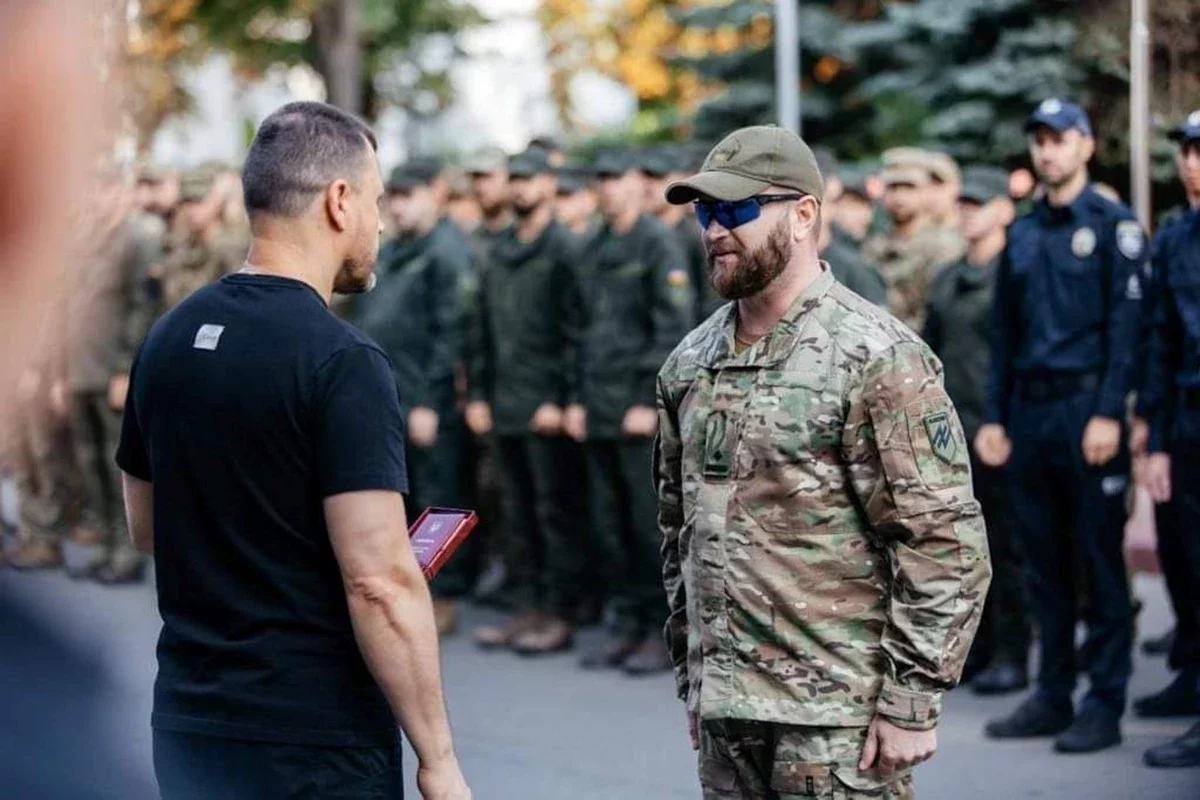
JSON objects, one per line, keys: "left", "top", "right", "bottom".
{"left": 333, "top": 257, "right": 373, "bottom": 294}
{"left": 513, "top": 198, "right": 543, "bottom": 219}
{"left": 707, "top": 217, "right": 792, "bottom": 300}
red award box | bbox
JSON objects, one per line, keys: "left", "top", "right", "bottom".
{"left": 409, "top": 507, "right": 479, "bottom": 580}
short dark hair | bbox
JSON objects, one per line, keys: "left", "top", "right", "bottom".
{"left": 242, "top": 101, "right": 378, "bottom": 219}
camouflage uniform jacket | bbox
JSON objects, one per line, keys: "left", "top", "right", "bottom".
{"left": 863, "top": 224, "right": 965, "bottom": 332}
{"left": 160, "top": 230, "right": 236, "bottom": 310}
{"left": 655, "top": 266, "right": 990, "bottom": 731}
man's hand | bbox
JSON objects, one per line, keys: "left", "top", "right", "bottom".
{"left": 408, "top": 407, "right": 440, "bottom": 449}
{"left": 1082, "top": 416, "right": 1121, "bottom": 466}
{"left": 464, "top": 401, "right": 492, "bottom": 436}
{"left": 858, "top": 716, "right": 937, "bottom": 775}
{"left": 1144, "top": 453, "right": 1172, "bottom": 504}
{"left": 1130, "top": 417, "right": 1150, "bottom": 457}
{"left": 530, "top": 403, "right": 564, "bottom": 436}
{"left": 563, "top": 404, "right": 587, "bottom": 443}
{"left": 686, "top": 709, "right": 699, "bottom": 751}
{"left": 622, "top": 405, "right": 658, "bottom": 439}
{"left": 973, "top": 424, "right": 1011, "bottom": 467}
{"left": 108, "top": 373, "right": 130, "bottom": 412}
{"left": 416, "top": 756, "right": 471, "bottom": 800}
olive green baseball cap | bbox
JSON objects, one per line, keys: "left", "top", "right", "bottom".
{"left": 665, "top": 125, "right": 824, "bottom": 205}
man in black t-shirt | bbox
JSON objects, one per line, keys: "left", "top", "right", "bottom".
{"left": 116, "top": 102, "right": 470, "bottom": 800}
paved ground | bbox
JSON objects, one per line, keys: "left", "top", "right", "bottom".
{"left": 3, "top": 567, "right": 1198, "bottom": 799}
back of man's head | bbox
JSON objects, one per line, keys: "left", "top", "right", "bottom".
{"left": 242, "top": 101, "right": 378, "bottom": 223}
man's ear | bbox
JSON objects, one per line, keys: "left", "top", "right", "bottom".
{"left": 326, "top": 180, "right": 351, "bottom": 232}
{"left": 792, "top": 195, "right": 820, "bottom": 241}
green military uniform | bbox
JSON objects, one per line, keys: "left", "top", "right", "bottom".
{"left": 65, "top": 213, "right": 163, "bottom": 578}
{"left": 675, "top": 215, "right": 725, "bottom": 323}
{"left": 160, "top": 172, "right": 237, "bottom": 309}
{"left": 658, "top": 127, "right": 989, "bottom": 799}
{"left": 349, "top": 217, "right": 469, "bottom": 588}
{"left": 467, "top": 211, "right": 585, "bottom": 618}
{"left": 577, "top": 212, "right": 694, "bottom": 639}
{"left": 862, "top": 222, "right": 964, "bottom": 332}
{"left": 825, "top": 225, "right": 887, "bottom": 306}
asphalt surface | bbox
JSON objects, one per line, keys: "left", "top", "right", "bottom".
{"left": 3, "top": 566, "right": 1199, "bottom": 799}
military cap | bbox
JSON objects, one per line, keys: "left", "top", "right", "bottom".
{"left": 1025, "top": 98, "right": 1092, "bottom": 136}
{"left": 1168, "top": 109, "right": 1200, "bottom": 144}
{"left": 179, "top": 169, "right": 214, "bottom": 203}
{"left": 665, "top": 125, "right": 824, "bottom": 204}
{"left": 925, "top": 152, "right": 961, "bottom": 185}
{"left": 386, "top": 157, "right": 442, "bottom": 192}
{"left": 591, "top": 147, "right": 636, "bottom": 178}
{"left": 508, "top": 147, "right": 553, "bottom": 178}
{"left": 555, "top": 163, "right": 590, "bottom": 194}
{"left": 959, "top": 166, "right": 1011, "bottom": 204}
{"left": 881, "top": 147, "right": 929, "bottom": 171}
{"left": 637, "top": 146, "right": 677, "bottom": 178}
{"left": 463, "top": 146, "right": 508, "bottom": 175}
{"left": 880, "top": 165, "right": 929, "bottom": 187}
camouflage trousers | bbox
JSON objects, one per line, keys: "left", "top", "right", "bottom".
{"left": 699, "top": 720, "right": 914, "bottom": 800}
{"left": 66, "top": 392, "right": 132, "bottom": 560}
{"left": 11, "top": 395, "right": 79, "bottom": 544}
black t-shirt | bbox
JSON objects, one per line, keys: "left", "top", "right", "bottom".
{"left": 117, "top": 273, "right": 408, "bottom": 747}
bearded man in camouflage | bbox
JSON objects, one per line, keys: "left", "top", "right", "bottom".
{"left": 654, "top": 126, "right": 991, "bottom": 799}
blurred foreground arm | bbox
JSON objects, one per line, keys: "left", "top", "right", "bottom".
{"left": 326, "top": 490, "right": 470, "bottom": 799}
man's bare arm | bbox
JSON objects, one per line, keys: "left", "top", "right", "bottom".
{"left": 324, "top": 490, "right": 467, "bottom": 793}
{"left": 121, "top": 472, "right": 154, "bottom": 555}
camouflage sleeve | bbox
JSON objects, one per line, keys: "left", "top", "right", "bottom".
{"left": 638, "top": 234, "right": 694, "bottom": 407}
{"left": 118, "top": 224, "right": 164, "bottom": 374}
{"left": 655, "top": 371, "right": 689, "bottom": 703}
{"left": 848, "top": 341, "right": 991, "bottom": 731}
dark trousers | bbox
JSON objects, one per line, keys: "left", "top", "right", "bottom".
{"left": 584, "top": 437, "right": 665, "bottom": 638}
{"left": 969, "top": 455, "right": 1031, "bottom": 668}
{"left": 153, "top": 730, "right": 402, "bottom": 800}
{"left": 497, "top": 433, "right": 585, "bottom": 616}
{"left": 407, "top": 415, "right": 473, "bottom": 598}
{"left": 1008, "top": 391, "right": 1133, "bottom": 714}
{"left": 67, "top": 392, "right": 136, "bottom": 563}
{"left": 1160, "top": 408, "right": 1200, "bottom": 672}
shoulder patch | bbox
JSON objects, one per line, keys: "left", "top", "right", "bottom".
{"left": 666, "top": 268, "right": 690, "bottom": 288}
{"left": 1125, "top": 273, "right": 1143, "bottom": 300}
{"left": 923, "top": 411, "right": 958, "bottom": 464}
{"left": 1116, "top": 220, "right": 1144, "bottom": 260}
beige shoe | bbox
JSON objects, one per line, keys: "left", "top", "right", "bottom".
{"left": 473, "top": 611, "right": 540, "bottom": 650}
{"left": 511, "top": 616, "right": 574, "bottom": 656}
{"left": 433, "top": 600, "right": 459, "bottom": 637}
{"left": 8, "top": 539, "right": 63, "bottom": 571}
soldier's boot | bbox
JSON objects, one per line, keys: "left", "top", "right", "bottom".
{"left": 579, "top": 636, "right": 642, "bottom": 670}
{"left": 1134, "top": 669, "right": 1200, "bottom": 718}
{"left": 985, "top": 694, "right": 1074, "bottom": 739}
{"left": 65, "top": 527, "right": 106, "bottom": 580}
{"left": 970, "top": 661, "right": 1029, "bottom": 696}
{"left": 622, "top": 638, "right": 672, "bottom": 676}
{"left": 92, "top": 550, "right": 146, "bottom": 585}
{"left": 8, "top": 538, "right": 63, "bottom": 571}
{"left": 1144, "top": 721, "right": 1200, "bottom": 768}
{"left": 1142, "top": 627, "right": 1176, "bottom": 657}
{"left": 432, "top": 600, "right": 459, "bottom": 637}
{"left": 1054, "top": 704, "right": 1121, "bottom": 754}
{"left": 473, "top": 610, "right": 540, "bottom": 651}
{"left": 511, "top": 616, "right": 574, "bottom": 656}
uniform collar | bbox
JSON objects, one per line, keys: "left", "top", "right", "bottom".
{"left": 1036, "top": 182, "right": 1096, "bottom": 224}
{"left": 701, "top": 264, "right": 834, "bottom": 369}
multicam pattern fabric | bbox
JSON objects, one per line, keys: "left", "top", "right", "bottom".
{"left": 862, "top": 225, "right": 965, "bottom": 332}
{"left": 655, "top": 266, "right": 990, "bottom": 731}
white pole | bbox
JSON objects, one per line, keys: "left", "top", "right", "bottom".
{"left": 776, "top": 0, "right": 800, "bottom": 135}
{"left": 1130, "top": 0, "right": 1151, "bottom": 229}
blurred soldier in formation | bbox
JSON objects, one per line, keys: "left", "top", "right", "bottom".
{"left": 160, "top": 167, "right": 241, "bottom": 309}
{"left": 466, "top": 149, "right": 586, "bottom": 654}
{"left": 62, "top": 173, "right": 163, "bottom": 583}
{"left": 812, "top": 147, "right": 887, "bottom": 305}
{"left": 468, "top": 147, "right": 513, "bottom": 244}
{"left": 348, "top": 159, "right": 471, "bottom": 634}
{"left": 924, "top": 166, "right": 1030, "bottom": 696}
{"left": 831, "top": 167, "right": 877, "bottom": 244}
{"left": 529, "top": 135, "right": 568, "bottom": 169}
{"left": 555, "top": 163, "right": 598, "bottom": 239}
{"left": 642, "top": 145, "right": 722, "bottom": 323}
{"left": 981, "top": 99, "right": 1144, "bottom": 754}
{"left": 863, "top": 149, "right": 965, "bottom": 330}
{"left": 924, "top": 150, "right": 963, "bottom": 229}
{"left": 568, "top": 148, "right": 693, "bottom": 675}
{"left": 1139, "top": 111, "right": 1200, "bottom": 769}
{"left": 445, "top": 170, "right": 482, "bottom": 234}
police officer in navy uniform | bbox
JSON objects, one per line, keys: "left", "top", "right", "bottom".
{"left": 978, "top": 100, "right": 1146, "bottom": 754}
{"left": 1140, "top": 110, "right": 1200, "bottom": 769}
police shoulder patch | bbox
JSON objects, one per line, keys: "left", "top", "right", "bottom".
{"left": 923, "top": 411, "right": 957, "bottom": 464}
{"left": 1126, "top": 273, "right": 1143, "bottom": 300}
{"left": 1116, "top": 220, "right": 1144, "bottom": 260}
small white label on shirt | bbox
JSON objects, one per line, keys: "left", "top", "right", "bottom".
{"left": 193, "top": 324, "right": 225, "bottom": 351}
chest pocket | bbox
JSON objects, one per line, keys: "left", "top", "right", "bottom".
{"left": 734, "top": 371, "right": 846, "bottom": 535}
